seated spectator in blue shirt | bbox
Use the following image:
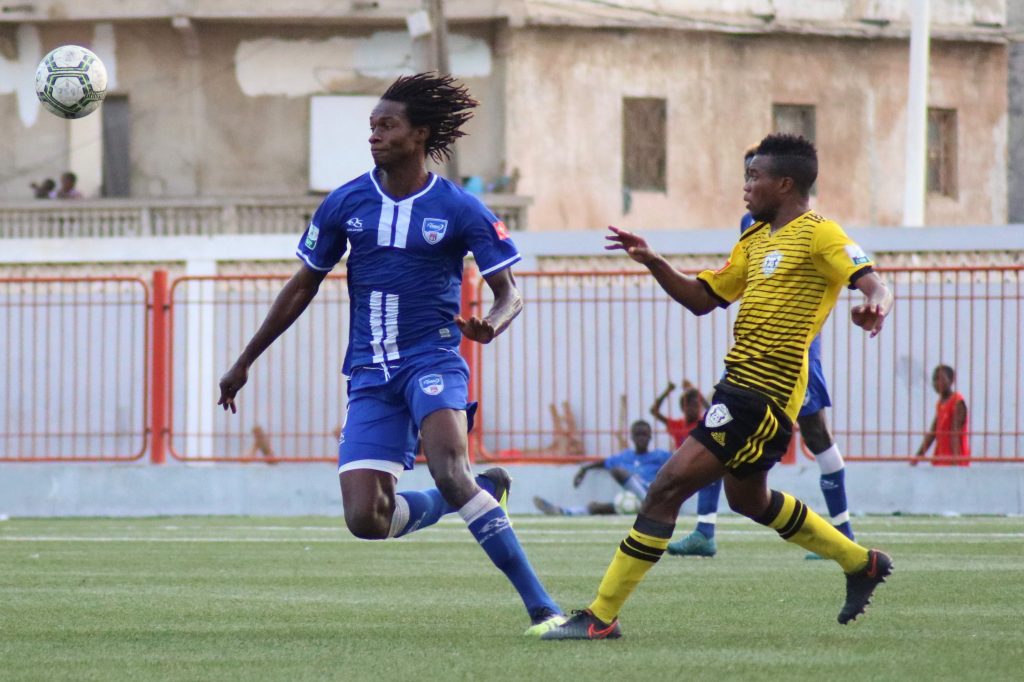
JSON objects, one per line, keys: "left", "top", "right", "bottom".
{"left": 533, "top": 420, "right": 671, "bottom": 515}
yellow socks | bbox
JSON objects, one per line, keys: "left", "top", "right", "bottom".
{"left": 755, "top": 490, "right": 868, "bottom": 573}
{"left": 589, "top": 515, "right": 674, "bottom": 624}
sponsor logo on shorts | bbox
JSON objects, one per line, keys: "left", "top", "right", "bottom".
{"left": 304, "top": 223, "right": 319, "bottom": 249}
{"left": 419, "top": 374, "right": 444, "bottom": 395}
{"left": 762, "top": 250, "right": 783, "bottom": 277}
{"left": 422, "top": 218, "right": 448, "bottom": 244}
{"left": 705, "top": 404, "right": 733, "bottom": 428}
{"left": 711, "top": 431, "right": 726, "bottom": 446}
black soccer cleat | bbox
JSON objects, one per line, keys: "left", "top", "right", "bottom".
{"left": 479, "top": 467, "right": 512, "bottom": 513}
{"left": 539, "top": 609, "right": 622, "bottom": 640}
{"left": 838, "top": 549, "right": 893, "bottom": 624}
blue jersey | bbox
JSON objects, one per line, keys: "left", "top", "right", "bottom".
{"left": 740, "top": 211, "right": 755, "bottom": 232}
{"left": 603, "top": 448, "right": 672, "bottom": 488}
{"left": 297, "top": 171, "right": 521, "bottom": 374}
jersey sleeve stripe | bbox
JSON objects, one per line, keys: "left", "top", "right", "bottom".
{"left": 296, "top": 249, "right": 333, "bottom": 272}
{"left": 848, "top": 265, "right": 874, "bottom": 288}
{"left": 478, "top": 254, "right": 521, "bottom": 276}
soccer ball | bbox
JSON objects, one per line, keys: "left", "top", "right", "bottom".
{"left": 613, "top": 490, "right": 641, "bottom": 515}
{"left": 35, "top": 45, "right": 108, "bottom": 119}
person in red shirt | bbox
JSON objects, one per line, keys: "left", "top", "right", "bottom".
{"left": 915, "top": 364, "right": 970, "bottom": 466}
{"left": 650, "top": 380, "right": 709, "bottom": 449}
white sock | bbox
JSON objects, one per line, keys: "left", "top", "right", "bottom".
{"left": 814, "top": 443, "right": 845, "bottom": 475}
{"left": 458, "top": 490, "right": 499, "bottom": 525}
{"left": 387, "top": 495, "right": 410, "bottom": 538}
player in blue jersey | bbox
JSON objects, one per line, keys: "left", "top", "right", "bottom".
{"left": 218, "top": 73, "right": 565, "bottom": 636}
{"left": 668, "top": 144, "right": 856, "bottom": 560}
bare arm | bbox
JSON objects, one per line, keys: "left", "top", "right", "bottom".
{"left": 218, "top": 265, "right": 328, "bottom": 413}
{"left": 605, "top": 226, "right": 719, "bottom": 315}
{"left": 649, "top": 382, "right": 676, "bottom": 424}
{"left": 850, "top": 271, "right": 893, "bottom": 338}
{"left": 914, "top": 416, "right": 937, "bottom": 464}
{"left": 455, "top": 267, "right": 522, "bottom": 343}
{"left": 573, "top": 461, "right": 605, "bottom": 487}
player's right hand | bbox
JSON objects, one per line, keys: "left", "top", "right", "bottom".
{"left": 218, "top": 364, "right": 249, "bottom": 414}
{"left": 605, "top": 225, "right": 655, "bottom": 264}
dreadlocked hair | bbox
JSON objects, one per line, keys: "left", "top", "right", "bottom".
{"left": 380, "top": 72, "right": 479, "bottom": 163}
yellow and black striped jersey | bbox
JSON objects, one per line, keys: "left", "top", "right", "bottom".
{"left": 697, "top": 211, "right": 873, "bottom": 421}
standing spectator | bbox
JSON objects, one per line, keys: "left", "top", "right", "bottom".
{"left": 914, "top": 365, "right": 970, "bottom": 466}
{"left": 30, "top": 178, "right": 56, "bottom": 199}
{"left": 52, "top": 172, "right": 83, "bottom": 199}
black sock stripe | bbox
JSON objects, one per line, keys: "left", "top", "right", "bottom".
{"left": 623, "top": 536, "right": 666, "bottom": 558}
{"left": 779, "top": 501, "right": 809, "bottom": 539}
{"left": 754, "top": 490, "right": 786, "bottom": 526}
{"left": 777, "top": 500, "right": 805, "bottom": 537}
{"left": 633, "top": 514, "right": 675, "bottom": 539}
{"left": 619, "top": 539, "right": 664, "bottom": 562}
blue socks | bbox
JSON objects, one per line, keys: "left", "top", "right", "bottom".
{"left": 819, "top": 469, "right": 854, "bottom": 540}
{"left": 695, "top": 479, "right": 723, "bottom": 539}
{"left": 814, "top": 443, "right": 855, "bottom": 540}
{"left": 390, "top": 473, "right": 497, "bottom": 538}
{"left": 459, "top": 491, "right": 561, "bottom": 618}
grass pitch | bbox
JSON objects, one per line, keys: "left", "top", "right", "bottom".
{"left": 2, "top": 515, "right": 1022, "bottom": 681}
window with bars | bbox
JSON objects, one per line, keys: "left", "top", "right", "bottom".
{"left": 622, "top": 97, "right": 667, "bottom": 192}
{"left": 772, "top": 103, "right": 816, "bottom": 142}
{"left": 772, "top": 104, "right": 817, "bottom": 195}
{"left": 927, "top": 108, "right": 958, "bottom": 198}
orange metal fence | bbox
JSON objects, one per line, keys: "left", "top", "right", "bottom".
{"left": 0, "top": 277, "right": 150, "bottom": 461}
{"left": 473, "top": 267, "right": 1024, "bottom": 463}
{"left": 1, "top": 266, "right": 1021, "bottom": 463}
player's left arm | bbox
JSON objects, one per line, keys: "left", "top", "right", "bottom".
{"left": 850, "top": 272, "right": 893, "bottom": 338}
{"left": 455, "top": 268, "right": 522, "bottom": 344}
{"left": 811, "top": 222, "right": 893, "bottom": 338}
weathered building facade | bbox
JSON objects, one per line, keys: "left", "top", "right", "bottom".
{"left": 0, "top": 0, "right": 1012, "bottom": 230}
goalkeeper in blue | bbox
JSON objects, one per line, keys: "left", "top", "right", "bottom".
{"left": 218, "top": 73, "right": 565, "bottom": 636}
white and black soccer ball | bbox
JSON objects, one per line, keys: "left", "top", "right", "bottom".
{"left": 35, "top": 45, "right": 108, "bottom": 119}
{"left": 613, "top": 490, "right": 641, "bottom": 515}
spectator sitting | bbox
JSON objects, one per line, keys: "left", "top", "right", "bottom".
{"left": 533, "top": 420, "right": 671, "bottom": 515}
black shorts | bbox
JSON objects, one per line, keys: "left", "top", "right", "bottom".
{"left": 690, "top": 382, "right": 794, "bottom": 479}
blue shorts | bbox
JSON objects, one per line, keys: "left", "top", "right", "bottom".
{"left": 338, "top": 349, "right": 477, "bottom": 476}
{"left": 800, "top": 343, "right": 832, "bottom": 417}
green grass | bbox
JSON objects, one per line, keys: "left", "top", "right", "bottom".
{"left": 2, "top": 515, "right": 1023, "bottom": 681}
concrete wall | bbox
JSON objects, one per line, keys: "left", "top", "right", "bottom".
{"left": 1008, "top": 0, "right": 1024, "bottom": 222}
{"left": 1, "top": 462, "right": 1021, "bottom": 517}
{"left": 1, "top": 4, "right": 1009, "bottom": 230}
{"left": 1, "top": 20, "right": 507, "bottom": 199}
{"left": 505, "top": 28, "right": 1007, "bottom": 231}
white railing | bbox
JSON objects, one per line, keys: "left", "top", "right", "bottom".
{"left": 0, "top": 194, "right": 532, "bottom": 238}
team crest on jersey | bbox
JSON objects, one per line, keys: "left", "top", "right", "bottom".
{"left": 422, "top": 218, "right": 448, "bottom": 245}
{"left": 304, "top": 224, "right": 319, "bottom": 249}
{"left": 419, "top": 374, "right": 445, "bottom": 395}
{"left": 705, "top": 404, "right": 733, "bottom": 428}
{"left": 346, "top": 217, "right": 364, "bottom": 232}
{"left": 762, "top": 251, "right": 783, "bottom": 277}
